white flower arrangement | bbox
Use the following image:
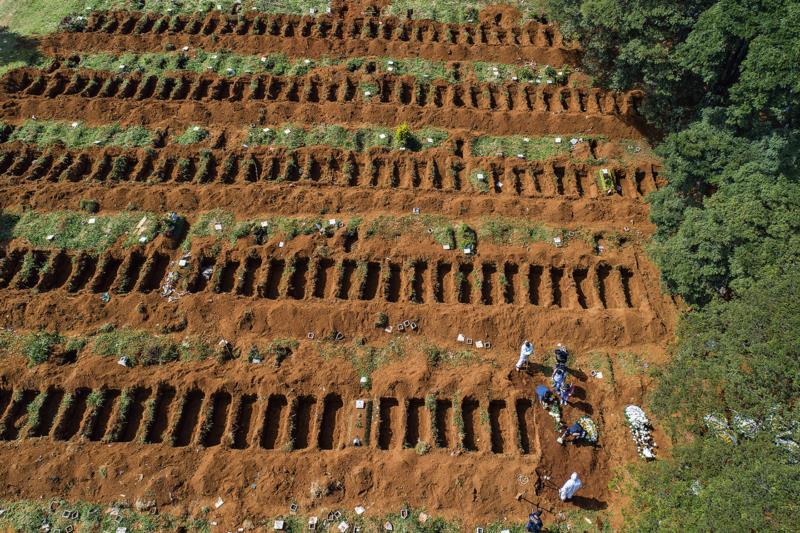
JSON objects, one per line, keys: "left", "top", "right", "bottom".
{"left": 625, "top": 405, "right": 657, "bottom": 459}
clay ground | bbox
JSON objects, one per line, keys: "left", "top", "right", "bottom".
{"left": 0, "top": 1, "right": 675, "bottom": 531}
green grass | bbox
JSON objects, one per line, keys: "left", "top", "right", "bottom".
{"left": 364, "top": 214, "right": 463, "bottom": 248}
{"left": 374, "top": 56, "right": 453, "bottom": 82}
{"left": 468, "top": 168, "right": 490, "bottom": 193}
{"left": 93, "top": 325, "right": 182, "bottom": 366}
{"left": 0, "top": 498, "right": 210, "bottom": 532}
{"left": 174, "top": 125, "right": 209, "bottom": 145}
{"left": 597, "top": 168, "right": 617, "bottom": 193}
{"left": 22, "top": 331, "right": 63, "bottom": 366}
{"left": 478, "top": 216, "right": 560, "bottom": 246}
{"left": 186, "top": 210, "right": 333, "bottom": 247}
{"left": 317, "top": 338, "right": 407, "bottom": 383}
{"left": 0, "top": 28, "right": 50, "bottom": 76}
{"left": 4, "top": 120, "right": 153, "bottom": 149}
{"left": 0, "top": 1, "right": 330, "bottom": 36}
{"left": 74, "top": 50, "right": 341, "bottom": 78}
{"left": 471, "top": 135, "right": 573, "bottom": 159}
{"left": 68, "top": 50, "right": 567, "bottom": 86}
{"left": 6, "top": 210, "right": 162, "bottom": 251}
{"left": 386, "top": 0, "right": 548, "bottom": 23}
{"left": 472, "top": 61, "right": 571, "bottom": 84}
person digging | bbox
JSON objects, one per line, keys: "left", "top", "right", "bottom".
{"left": 516, "top": 340, "right": 534, "bottom": 372}
{"left": 557, "top": 416, "right": 598, "bottom": 446}
{"left": 525, "top": 510, "right": 544, "bottom": 532}
{"left": 535, "top": 384, "right": 557, "bottom": 409}
{"left": 557, "top": 421, "right": 587, "bottom": 445}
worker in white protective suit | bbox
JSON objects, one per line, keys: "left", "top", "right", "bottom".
{"left": 516, "top": 341, "right": 534, "bottom": 371}
{"left": 559, "top": 472, "right": 582, "bottom": 501}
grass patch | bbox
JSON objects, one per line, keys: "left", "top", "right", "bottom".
{"left": 374, "top": 56, "right": 453, "bottom": 82}
{"left": 472, "top": 62, "right": 571, "bottom": 84}
{"left": 364, "top": 214, "right": 463, "bottom": 248}
{"left": 358, "top": 81, "right": 380, "bottom": 100}
{"left": 471, "top": 135, "right": 572, "bottom": 159}
{"left": 4, "top": 120, "right": 152, "bottom": 149}
{"left": 69, "top": 50, "right": 569, "bottom": 87}
{"left": 0, "top": 498, "right": 210, "bottom": 532}
{"left": 22, "top": 331, "right": 63, "bottom": 366}
{"left": 386, "top": 0, "right": 547, "bottom": 23}
{"left": 189, "top": 210, "right": 336, "bottom": 247}
{"left": 0, "top": 29, "right": 49, "bottom": 76}
{"left": 468, "top": 168, "right": 490, "bottom": 193}
{"left": 75, "top": 49, "right": 341, "bottom": 78}
{"left": 174, "top": 125, "right": 209, "bottom": 145}
{"left": 317, "top": 338, "right": 407, "bottom": 384}
{"left": 1, "top": 1, "right": 330, "bottom": 36}
{"left": 597, "top": 168, "right": 617, "bottom": 194}
{"left": 93, "top": 325, "right": 181, "bottom": 366}
{"left": 478, "top": 217, "right": 559, "bottom": 246}
{"left": 7, "top": 210, "right": 162, "bottom": 251}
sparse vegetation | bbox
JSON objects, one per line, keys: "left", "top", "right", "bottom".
{"left": 4, "top": 120, "right": 152, "bottom": 149}
{"left": 5, "top": 210, "right": 162, "bottom": 251}
{"left": 246, "top": 123, "right": 447, "bottom": 152}
{"left": 386, "top": 0, "right": 547, "bottom": 23}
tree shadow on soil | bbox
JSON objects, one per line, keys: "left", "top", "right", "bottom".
{"left": 0, "top": 27, "right": 42, "bottom": 75}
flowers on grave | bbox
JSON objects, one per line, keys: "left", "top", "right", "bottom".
{"left": 625, "top": 405, "right": 657, "bottom": 459}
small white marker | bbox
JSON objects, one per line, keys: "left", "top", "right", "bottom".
{"left": 329, "top": 219, "right": 337, "bottom": 226}
{"left": 87, "top": 218, "right": 96, "bottom": 224}
{"left": 262, "top": 127, "right": 270, "bottom": 132}
{"left": 364, "top": 91, "right": 371, "bottom": 97}
{"left": 304, "top": 59, "right": 311, "bottom": 64}
{"left": 443, "top": 244, "right": 450, "bottom": 250}
{"left": 278, "top": 241, "right": 285, "bottom": 248}
{"left": 182, "top": 46, "right": 189, "bottom": 52}
{"left": 355, "top": 400, "right": 365, "bottom": 409}
{"left": 178, "top": 259, "right": 187, "bottom": 267}
{"left": 379, "top": 133, "right": 386, "bottom": 139}
{"left": 71, "top": 122, "right": 79, "bottom": 128}
{"left": 555, "top": 137, "right": 562, "bottom": 143}
{"left": 284, "top": 128, "right": 291, "bottom": 134}
{"left": 260, "top": 221, "right": 269, "bottom": 227}
{"left": 214, "top": 223, "right": 222, "bottom": 231}
{"left": 457, "top": 334, "right": 465, "bottom": 342}
{"left": 463, "top": 247, "right": 472, "bottom": 254}
{"left": 427, "top": 137, "right": 434, "bottom": 143}
{"left": 139, "top": 236, "right": 147, "bottom": 243}
{"left": 476, "top": 173, "right": 484, "bottom": 180}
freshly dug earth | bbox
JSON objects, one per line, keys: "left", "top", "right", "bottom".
{"left": 0, "top": 3, "right": 674, "bottom": 531}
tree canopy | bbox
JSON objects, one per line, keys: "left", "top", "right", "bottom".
{"left": 548, "top": 1, "right": 800, "bottom": 530}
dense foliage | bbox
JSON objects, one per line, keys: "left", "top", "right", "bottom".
{"left": 549, "top": 0, "right": 800, "bottom": 132}
{"left": 548, "top": 0, "right": 800, "bottom": 530}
